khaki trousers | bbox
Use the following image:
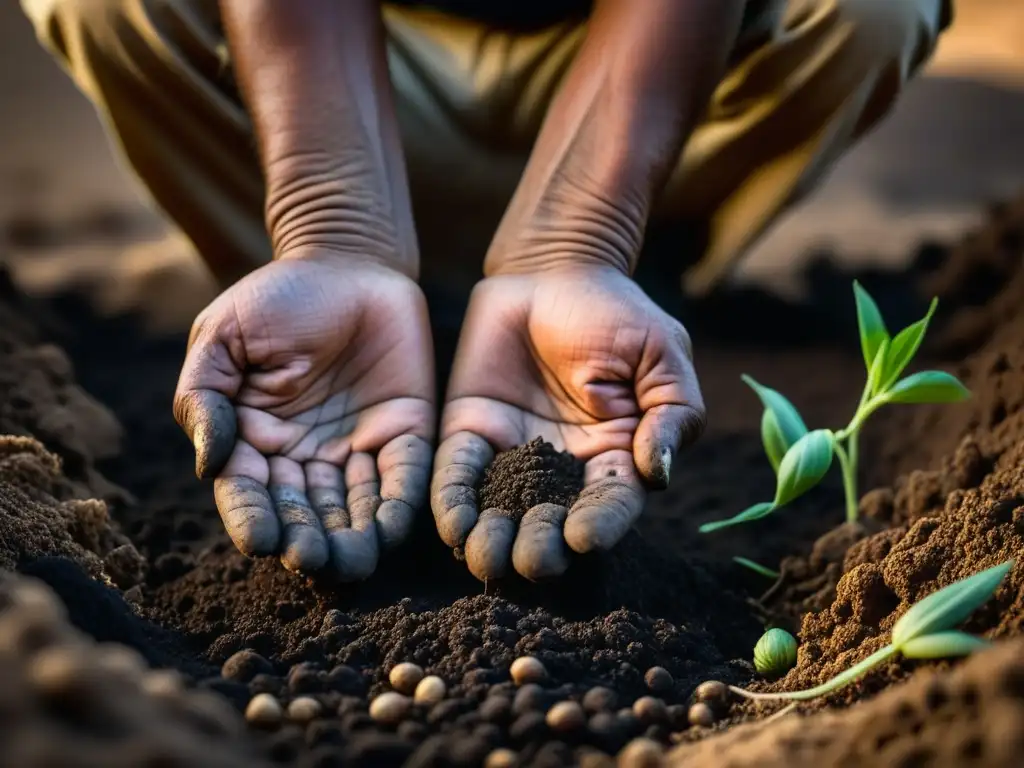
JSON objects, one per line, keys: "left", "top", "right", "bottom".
{"left": 21, "top": 0, "right": 949, "bottom": 301}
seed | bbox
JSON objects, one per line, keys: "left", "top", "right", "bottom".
{"left": 512, "top": 683, "right": 547, "bottom": 714}
{"left": 643, "top": 666, "right": 673, "bottom": 694}
{"left": 484, "top": 748, "right": 518, "bottom": 768}
{"left": 221, "top": 649, "right": 273, "bottom": 682}
{"left": 694, "top": 680, "right": 729, "bottom": 707}
{"left": 546, "top": 700, "right": 586, "bottom": 732}
{"left": 583, "top": 685, "right": 618, "bottom": 713}
{"left": 687, "top": 702, "right": 715, "bottom": 728}
{"left": 245, "top": 693, "right": 283, "bottom": 728}
{"left": 414, "top": 675, "right": 447, "bottom": 705}
{"left": 370, "top": 691, "right": 411, "bottom": 724}
{"left": 140, "top": 669, "right": 184, "bottom": 697}
{"left": 616, "top": 737, "right": 664, "bottom": 767}
{"left": 631, "top": 696, "right": 668, "bottom": 724}
{"left": 389, "top": 662, "right": 425, "bottom": 694}
{"left": 510, "top": 656, "right": 547, "bottom": 686}
{"left": 287, "top": 696, "right": 322, "bottom": 722}
{"left": 753, "top": 628, "right": 798, "bottom": 679}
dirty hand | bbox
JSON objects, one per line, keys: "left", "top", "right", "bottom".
{"left": 173, "top": 251, "right": 434, "bottom": 579}
{"left": 431, "top": 267, "right": 705, "bottom": 581}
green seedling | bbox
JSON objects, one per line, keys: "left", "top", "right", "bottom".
{"left": 733, "top": 556, "right": 780, "bottom": 580}
{"left": 730, "top": 560, "right": 1013, "bottom": 703}
{"left": 754, "top": 628, "right": 798, "bottom": 679}
{"left": 700, "top": 282, "right": 970, "bottom": 533}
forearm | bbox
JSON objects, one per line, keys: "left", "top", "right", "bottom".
{"left": 220, "top": 0, "right": 417, "bottom": 274}
{"left": 485, "top": 0, "right": 745, "bottom": 276}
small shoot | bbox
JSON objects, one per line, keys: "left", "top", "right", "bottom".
{"left": 753, "top": 628, "right": 798, "bottom": 679}
{"left": 733, "top": 557, "right": 780, "bottom": 580}
{"left": 729, "top": 560, "right": 1013, "bottom": 702}
{"left": 700, "top": 282, "right": 970, "bottom": 532}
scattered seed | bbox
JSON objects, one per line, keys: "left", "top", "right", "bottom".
{"left": 617, "top": 737, "right": 664, "bottom": 767}
{"left": 221, "top": 649, "right": 273, "bottom": 682}
{"left": 510, "top": 656, "right": 547, "bottom": 686}
{"left": 389, "top": 662, "right": 425, "bottom": 694}
{"left": 287, "top": 696, "right": 323, "bottom": 722}
{"left": 484, "top": 747, "right": 518, "bottom": 768}
{"left": 512, "top": 683, "right": 548, "bottom": 714}
{"left": 414, "top": 675, "right": 447, "bottom": 705}
{"left": 694, "top": 680, "right": 729, "bottom": 708}
{"left": 644, "top": 667, "right": 673, "bottom": 694}
{"left": 245, "top": 693, "right": 283, "bottom": 728}
{"left": 583, "top": 686, "right": 618, "bottom": 713}
{"left": 370, "top": 691, "right": 411, "bottom": 724}
{"left": 546, "top": 700, "right": 586, "bottom": 732}
{"left": 687, "top": 702, "right": 715, "bottom": 728}
{"left": 632, "top": 696, "right": 668, "bottom": 725}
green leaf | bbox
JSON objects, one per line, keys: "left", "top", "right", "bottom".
{"left": 733, "top": 556, "right": 780, "bottom": 579}
{"left": 900, "top": 631, "right": 991, "bottom": 659}
{"left": 743, "top": 375, "right": 808, "bottom": 472}
{"left": 867, "top": 338, "right": 891, "bottom": 397}
{"left": 699, "top": 502, "right": 774, "bottom": 534}
{"left": 773, "top": 430, "right": 835, "bottom": 507}
{"left": 878, "top": 298, "right": 938, "bottom": 392}
{"left": 884, "top": 371, "right": 971, "bottom": 405}
{"left": 853, "top": 281, "right": 889, "bottom": 371}
{"left": 891, "top": 560, "right": 1014, "bottom": 647}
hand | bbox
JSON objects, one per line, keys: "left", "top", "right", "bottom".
{"left": 431, "top": 266, "right": 704, "bottom": 581}
{"left": 173, "top": 251, "right": 434, "bottom": 580}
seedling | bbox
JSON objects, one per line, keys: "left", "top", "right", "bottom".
{"left": 733, "top": 557, "right": 780, "bottom": 580}
{"left": 730, "top": 560, "right": 1013, "bottom": 703}
{"left": 700, "top": 282, "right": 970, "bottom": 532}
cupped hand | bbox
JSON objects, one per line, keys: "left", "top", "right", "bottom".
{"left": 173, "top": 251, "right": 434, "bottom": 580}
{"left": 431, "top": 266, "right": 705, "bottom": 581}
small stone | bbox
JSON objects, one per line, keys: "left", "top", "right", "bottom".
{"left": 579, "top": 747, "right": 616, "bottom": 768}
{"left": 693, "top": 680, "right": 729, "bottom": 709}
{"left": 326, "top": 664, "right": 365, "bottom": 695}
{"left": 480, "top": 695, "right": 513, "bottom": 723}
{"left": 370, "top": 691, "right": 412, "bottom": 724}
{"left": 245, "top": 693, "right": 284, "bottom": 728}
{"left": 513, "top": 683, "right": 548, "bottom": 715}
{"left": 414, "top": 675, "right": 447, "bottom": 705}
{"left": 687, "top": 702, "right": 715, "bottom": 728}
{"left": 509, "top": 712, "right": 548, "bottom": 745}
{"left": 222, "top": 649, "right": 274, "bottom": 682}
{"left": 666, "top": 704, "right": 687, "bottom": 730}
{"left": 616, "top": 737, "right": 664, "bottom": 767}
{"left": 589, "top": 712, "right": 625, "bottom": 753}
{"left": 546, "top": 700, "right": 586, "bottom": 732}
{"left": 288, "top": 665, "right": 325, "bottom": 695}
{"left": 389, "top": 662, "right": 425, "bottom": 695}
{"left": 287, "top": 696, "right": 323, "bottom": 722}
{"left": 509, "top": 656, "right": 547, "bottom": 686}
{"left": 583, "top": 686, "right": 618, "bottom": 713}
{"left": 484, "top": 748, "right": 518, "bottom": 768}
{"left": 643, "top": 667, "right": 673, "bottom": 695}
{"left": 632, "top": 696, "right": 668, "bottom": 725}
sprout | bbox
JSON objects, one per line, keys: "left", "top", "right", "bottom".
{"left": 700, "top": 282, "right": 970, "bottom": 533}
{"left": 730, "top": 560, "right": 1013, "bottom": 703}
{"left": 753, "top": 628, "right": 798, "bottom": 678}
{"left": 733, "top": 556, "right": 780, "bottom": 580}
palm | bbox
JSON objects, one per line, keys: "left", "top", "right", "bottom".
{"left": 175, "top": 254, "right": 434, "bottom": 579}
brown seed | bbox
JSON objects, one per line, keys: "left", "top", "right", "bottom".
{"left": 388, "top": 662, "right": 425, "bottom": 694}
{"left": 140, "top": 669, "right": 185, "bottom": 697}
{"left": 510, "top": 656, "right": 547, "bottom": 686}
{"left": 644, "top": 666, "right": 673, "bottom": 694}
{"left": 617, "top": 737, "right": 664, "bottom": 767}
{"left": 370, "top": 691, "right": 411, "bottom": 724}
{"left": 245, "top": 693, "right": 283, "bottom": 728}
{"left": 694, "top": 680, "right": 729, "bottom": 707}
{"left": 687, "top": 702, "right": 715, "bottom": 728}
{"left": 287, "top": 696, "right": 323, "bottom": 722}
{"left": 484, "top": 748, "right": 518, "bottom": 768}
{"left": 414, "top": 675, "right": 447, "bottom": 705}
{"left": 546, "top": 700, "right": 586, "bottom": 732}
{"left": 632, "top": 696, "right": 668, "bottom": 724}
{"left": 582, "top": 686, "right": 618, "bottom": 713}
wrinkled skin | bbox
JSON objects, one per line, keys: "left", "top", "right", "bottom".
{"left": 431, "top": 266, "right": 705, "bottom": 581}
{"left": 173, "top": 251, "right": 434, "bottom": 580}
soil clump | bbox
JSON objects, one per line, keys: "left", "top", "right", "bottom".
{"left": 477, "top": 438, "right": 585, "bottom": 522}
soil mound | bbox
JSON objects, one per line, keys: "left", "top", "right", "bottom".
{"left": 478, "top": 438, "right": 585, "bottom": 521}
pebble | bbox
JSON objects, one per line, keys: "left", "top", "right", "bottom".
{"left": 509, "top": 712, "right": 548, "bottom": 745}
{"left": 509, "top": 656, "right": 547, "bottom": 686}
{"left": 484, "top": 748, "right": 518, "bottom": 768}
{"left": 287, "top": 696, "right": 323, "bottom": 722}
{"left": 546, "top": 700, "right": 586, "bottom": 732}
{"left": 512, "top": 683, "right": 548, "bottom": 715}
{"left": 326, "top": 664, "right": 365, "bottom": 696}
{"left": 644, "top": 667, "right": 673, "bottom": 695}
{"left": 616, "top": 737, "right": 664, "bottom": 767}
{"left": 370, "top": 691, "right": 412, "bottom": 725}
{"left": 579, "top": 747, "right": 617, "bottom": 768}
{"left": 245, "top": 693, "right": 284, "bottom": 728}
{"left": 480, "top": 695, "right": 513, "bottom": 723}
{"left": 694, "top": 680, "right": 729, "bottom": 709}
{"left": 389, "top": 662, "right": 425, "bottom": 695}
{"left": 221, "top": 649, "right": 274, "bottom": 683}
{"left": 632, "top": 696, "right": 668, "bottom": 725}
{"left": 414, "top": 675, "right": 447, "bottom": 705}
{"left": 688, "top": 702, "right": 716, "bottom": 728}
{"left": 582, "top": 686, "right": 618, "bottom": 713}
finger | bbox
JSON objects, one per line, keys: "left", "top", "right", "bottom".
{"left": 563, "top": 451, "right": 645, "bottom": 554}
{"left": 633, "top": 403, "right": 706, "bottom": 489}
{"left": 306, "top": 461, "right": 349, "bottom": 534}
{"left": 430, "top": 432, "right": 493, "bottom": 548}
{"left": 512, "top": 503, "right": 570, "bottom": 581}
{"left": 174, "top": 389, "right": 236, "bottom": 480}
{"left": 329, "top": 453, "right": 380, "bottom": 581}
{"left": 464, "top": 509, "right": 516, "bottom": 582}
{"left": 213, "top": 440, "right": 280, "bottom": 558}
{"left": 269, "top": 457, "right": 328, "bottom": 572}
{"left": 376, "top": 435, "right": 432, "bottom": 550}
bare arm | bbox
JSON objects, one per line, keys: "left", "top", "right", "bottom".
{"left": 485, "top": 0, "right": 745, "bottom": 276}
{"left": 219, "top": 0, "right": 417, "bottom": 275}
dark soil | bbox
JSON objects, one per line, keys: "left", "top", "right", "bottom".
{"left": 1, "top": 193, "right": 1024, "bottom": 766}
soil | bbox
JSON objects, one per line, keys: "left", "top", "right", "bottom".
{"left": 0, "top": 193, "right": 1023, "bottom": 766}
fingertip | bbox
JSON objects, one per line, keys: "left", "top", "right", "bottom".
{"left": 512, "top": 504, "right": 569, "bottom": 581}
{"left": 563, "top": 507, "right": 616, "bottom": 553}
{"left": 213, "top": 477, "right": 280, "bottom": 557}
{"left": 329, "top": 530, "right": 379, "bottom": 582}
{"left": 280, "top": 526, "right": 329, "bottom": 573}
{"left": 376, "top": 499, "right": 415, "bottom": 550}
{"left": 184, "top": 391, "right": 236, "bottom": 479}
{"left": 464, "top": 510, "right": 516, "bottom": 582}
{"left": 634, "top": 403, "right": 705, "bottom": 488}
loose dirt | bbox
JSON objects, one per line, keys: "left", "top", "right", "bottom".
{"left": 1, "top": 194, "right": 1023, "bottom": 766}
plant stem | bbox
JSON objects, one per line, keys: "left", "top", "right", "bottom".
{"left": 833, "top": 439, "right": 859, "bottom": 524}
